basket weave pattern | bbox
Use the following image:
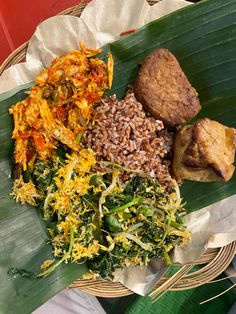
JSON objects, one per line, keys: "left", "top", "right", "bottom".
{"left": 1, "top": 0, "right": 235, "bottom": 299}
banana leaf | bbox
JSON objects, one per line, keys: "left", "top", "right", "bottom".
{"left": 1, "top": 0, "right": 236, "bottom": 312}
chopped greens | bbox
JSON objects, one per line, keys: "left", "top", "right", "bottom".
{"left": 11, "top": 148, "right": 190, "bottom": 278}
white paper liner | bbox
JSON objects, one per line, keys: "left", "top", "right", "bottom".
{"left": 0, "top": 0, "right": 191, "bottom": 94}
{"left": 173, "top": 195, "right": 236, "bottom": 263}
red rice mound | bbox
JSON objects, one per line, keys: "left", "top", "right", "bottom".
{"left": 83, "top": 90, "right": 173, "bottom": 182}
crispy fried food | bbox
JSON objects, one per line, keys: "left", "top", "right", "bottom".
{"left": 9, "top": 44, "right": 113, "bottom": 170}
{"left": 134, "top": 48, "right": 201, "bottom": 127}
{"left": 173, "top": 118, "right": 236, "bottom": 182}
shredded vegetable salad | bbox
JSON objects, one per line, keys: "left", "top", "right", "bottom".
{"left": 9, "top": 44, "right": 113, "bottom": 170}
{"left": 11, "top": 149, "right": 190, "bottom": 278}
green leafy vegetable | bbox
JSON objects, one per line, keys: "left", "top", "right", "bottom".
{"left": 17, "top": 151, "right": 189, "bottom": 279}
{"left": 105, "top": 215, "right": 122, "bottom": 232}
{"left": 109, "top": 196, "right": 143, "bottom": 214}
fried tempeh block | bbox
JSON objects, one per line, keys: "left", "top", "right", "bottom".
{"left": 134, "top": 48, "right": 201, "bottom": 127}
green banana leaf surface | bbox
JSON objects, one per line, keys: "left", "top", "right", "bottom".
{"left": 1, "top": 0, "right": 236, "bottom": 312}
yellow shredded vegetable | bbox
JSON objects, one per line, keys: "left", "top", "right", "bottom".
{"left": 11, "top": 176, "right": 38, "bottom": 206}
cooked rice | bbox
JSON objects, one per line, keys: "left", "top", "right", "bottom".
{"left": 83, "top": 90, "right": 173, "bottom": 182}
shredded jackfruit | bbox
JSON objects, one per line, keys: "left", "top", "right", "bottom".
{"left": 11, "top": 176, "right": 39, "bottom": 206}
{"left": 9, "top": 44, "right": 113, "bottom": 170}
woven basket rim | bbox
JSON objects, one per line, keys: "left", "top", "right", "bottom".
{"left": 1, "top": 0, "right": 235, "bottom": 298}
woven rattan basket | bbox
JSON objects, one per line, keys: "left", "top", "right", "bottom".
{"left": 1, "top": 0, "right": 235, "bottom": 300}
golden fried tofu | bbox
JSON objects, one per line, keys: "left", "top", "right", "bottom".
{"left": 134, "top": 48, "right": 201, "bottom": 127}
{"left": 173, "top": 118, "right": 236, "bottom": 182}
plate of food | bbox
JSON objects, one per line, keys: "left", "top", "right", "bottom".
{"left": 0, "top": 0, "right": 236, "bottom": 312}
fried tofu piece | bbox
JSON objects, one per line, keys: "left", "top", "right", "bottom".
{"left": 173, "top": 118, "right": 236, "bottom": 182}
{"left": 134, "top": 48, "right": 201, "bottom": 127}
